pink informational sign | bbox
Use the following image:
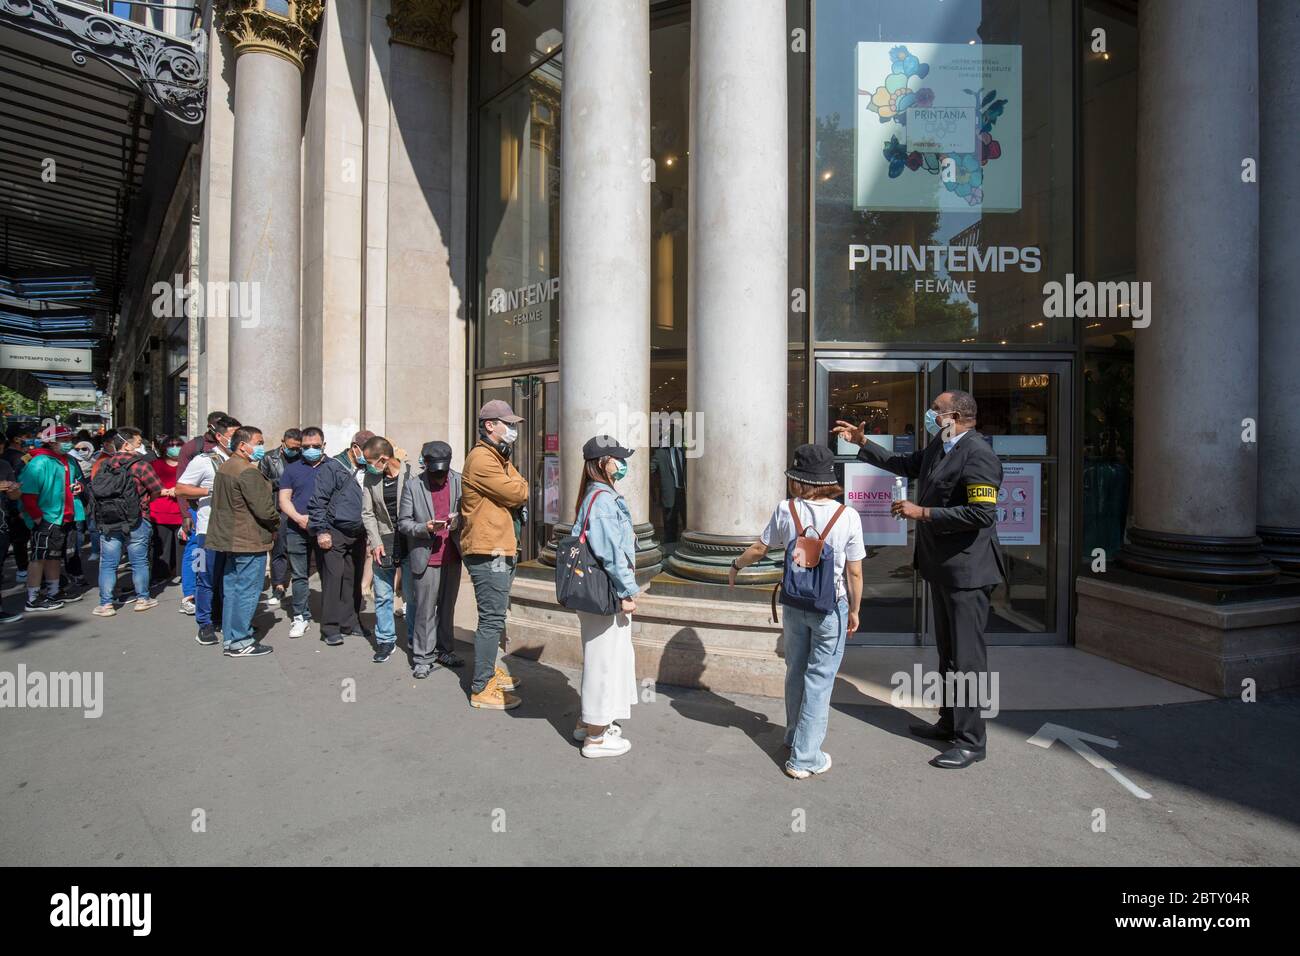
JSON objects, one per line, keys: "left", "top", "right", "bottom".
{"left": 844, "top": 463, "right": 907, "bottom": 546}
{"left": 543, "top": 455, "right": 560, "bottom": 524}
{"left": 545, "top": 434, "right": 560, "bottom": 452}
{"left": 996, "top": 462, "right": 1041, "bottom": 545}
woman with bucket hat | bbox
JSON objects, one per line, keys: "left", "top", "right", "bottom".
{"left": 566, "top": 435, "right": 640, "bottom": 758}
{"left": 729, "top": 444, "right": 864, "bottom": 779}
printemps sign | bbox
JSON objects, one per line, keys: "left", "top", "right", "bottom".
{"left": 489, "top": 277, "right": 560, "bottom": 327}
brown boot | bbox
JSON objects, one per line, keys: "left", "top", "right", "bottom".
{"left": 470, "top": 675, "right": 521, "bottom": 710}
{"left": 494, "top": 665, "right": 521, "bottom": 691}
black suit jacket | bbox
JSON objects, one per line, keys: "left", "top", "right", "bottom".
{"left": 856, "top": 430, "right": 1008, "bottom": 589}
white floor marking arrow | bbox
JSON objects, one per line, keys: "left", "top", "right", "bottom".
{"left": 1027, "top": 722, "right": 1152, "bottom": 800}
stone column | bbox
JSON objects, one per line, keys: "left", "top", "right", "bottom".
{"left": 1120, "top": 0, "right": 1274, "bottom": 583}
{"left": 666, "top": 0, "right": 788, "bottom": 584}
{"left": 554, "top": 0, "right": 660, "bottom": 573}
{"left": 1257, "top": 0, "right": 1300, "bottom": 572}
{"left": 383, "top": 0, "right": 463, "bottom": 461}
{"left": 217, "top": 1, "right": 323, "bottom": 439}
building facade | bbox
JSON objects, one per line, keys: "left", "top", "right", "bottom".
{"left": 6, "top": 0, "right": 1295, "bottom": 696}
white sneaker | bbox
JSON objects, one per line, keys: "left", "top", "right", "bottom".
{"left": 784, "top": 753, "right": 832, "bottom": 780}
{"left": 572, "top": 722, "right": 622, "bottom": 743}
{"left": 582, "top": 733, "right": 632, "bottom": 759}
{"left": 288, "top": 616, "right": 310, "bottom": 638}
{"left": 263, "top": 593, "right": 280, "bottom": 608}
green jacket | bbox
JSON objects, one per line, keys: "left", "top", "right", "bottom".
{"left": 205, "top": 455, "right": 279, "bottom": 553}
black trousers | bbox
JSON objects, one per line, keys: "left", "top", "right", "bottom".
{"left": 319, "top": 529, "right": 365, "bottom": 637}
{"left": 928, "top": 581, "right": 993, "bottom": 751}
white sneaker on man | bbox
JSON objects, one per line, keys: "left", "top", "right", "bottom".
{"left": 581, "top": 734, "right": 632, "bottom": 759}
{"left": 288, "top": 615, "right": 310, "bottom": 638}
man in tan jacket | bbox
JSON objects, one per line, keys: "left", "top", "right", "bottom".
{"left": 206, "top": 426, "right": 279, "bottom": 659}
{"left": 461, "top": 400, "right": 529, "bottom": 709}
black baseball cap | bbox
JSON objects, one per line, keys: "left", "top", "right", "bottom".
{"left": 582, "top": 435, "right": 635, "bottom": 460}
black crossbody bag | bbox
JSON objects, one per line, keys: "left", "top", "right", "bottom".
{"left": 554, "top": 489, "right": 620, "bottom": 616}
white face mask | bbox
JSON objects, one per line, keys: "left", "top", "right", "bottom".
{"left": 502, "top": 424, "right": 519, "bottom": 445}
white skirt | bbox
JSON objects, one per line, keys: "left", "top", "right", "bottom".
{"left": 576, "top": 610, "right": 638, "bottom": 726}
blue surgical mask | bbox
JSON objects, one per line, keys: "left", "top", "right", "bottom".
{"left": 59, "top": 442, "right": 74, "bottom": 454}
{"left": 284, "top": 447, "right": 300, "bottom": 459}
{"left": 302, "top": 447, "right": 323, "bottom": 462}
{"left": 365, "top": 461, "right": 383, "bottom": 476}
{"left": 251, "top": 444, "right": 266, "bottom": 461}
{"left": 924, "top": 409, "right": 943, "bottom": 436}
{"left": 611, "top": 459, "right": 628, "bottom": 481}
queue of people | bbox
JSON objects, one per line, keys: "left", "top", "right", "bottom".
{"left": 2, "top": 389, "right": 1002, "bottom": 775}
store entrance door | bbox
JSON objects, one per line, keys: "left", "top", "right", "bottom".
{"left": 816, "top": 354, "right": 1072, "bottom": 646}
{"left": 474, "top": 370, "right": 560, "bottom": 562}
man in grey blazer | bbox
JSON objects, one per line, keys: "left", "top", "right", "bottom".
{"left": 397, "top": 441, "right": 464, "bottom": 677}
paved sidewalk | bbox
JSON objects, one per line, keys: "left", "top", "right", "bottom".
{"left": 1, "top": 579, "right": 1298, "bottom": 866}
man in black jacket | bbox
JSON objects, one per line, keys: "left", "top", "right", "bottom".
{"left": 835, "top": 389, "right": 1006, "bottom": 770}
{"left": 307, "top": 430, "right": 389, "bottom": 646}
{"left": 259, "top": 427, "right": 301, "bottom": 607}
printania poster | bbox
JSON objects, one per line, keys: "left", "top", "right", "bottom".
{"left": 855, "top": 42, "right": 1022, "bottom": 213}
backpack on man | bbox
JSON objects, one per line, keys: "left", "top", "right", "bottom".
{"left": 91, "top": 457, "right": 142, "bottom": 534}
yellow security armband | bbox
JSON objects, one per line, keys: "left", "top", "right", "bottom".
{"left": 966, "top": 483, "right": 997, "bottom": 504}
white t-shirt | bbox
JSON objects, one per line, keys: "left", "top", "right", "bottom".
{"left": 178, "top": 448, "right": 229, "bottom": 535}
{"left": 761, "top": 497, "right": 866, "bottom": 602}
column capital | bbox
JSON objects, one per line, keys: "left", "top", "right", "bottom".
{"left": 216, "top": 0, "right": 324, "bottom": 70}
{"left": 388, "top": 0, "right": 463, "bottom": 56}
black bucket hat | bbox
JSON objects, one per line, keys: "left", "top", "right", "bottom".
{"left": 786, "top": 443, "right": 838, "bottom": 485}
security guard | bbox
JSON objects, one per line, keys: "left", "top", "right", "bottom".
{"left": 834, "top": 389, "right": 1006, "bottom": 769}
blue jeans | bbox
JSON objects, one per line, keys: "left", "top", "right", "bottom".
{"left": 371, "top": 558, "right": 413, "bottom": 645}
{"left": 221, "top": 552, "right": 267, "bottom": 650}
{"left": 782, "top": 599, "right": 849, "bottom": 772}
{"left": 192, "top": 533, "right": 225, "bottom": 629}
{"left": 97, "top": 520, "right": 152, "bottom": 604}
{"left": 181, "top": 531, "right": 199, "bottom": 598}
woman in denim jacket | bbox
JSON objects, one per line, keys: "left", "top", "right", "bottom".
{"left": 570, "top": 434, "right": 640, "bottom": 759}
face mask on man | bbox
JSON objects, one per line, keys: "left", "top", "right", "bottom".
{"left": 166, "top": 446, "right": 181, "bottom": 459}
{"left": 302, "top": 446, "right": 323, "bottom": 462}
{"left": 58, "top": 442, "right": 74, "bottom": 454}
{"left": 502, "top": 424, "right": 519, "bottom": 445}
{"left": 283, "top": 447, "right": 300, "bottom": 459}
{"left": 365, "top": 458, "right": 384, "bottom": 476}
{"left": 250, "top": 444, "right": 266, "bottom": 462}
{"left": 924, "top": 408, "right": 956, "bottom": 437}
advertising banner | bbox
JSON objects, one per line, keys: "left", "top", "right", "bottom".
{"left": 996, "top": 462, "right": 1041, "bottom": 546}
{"left": 855, "top": 42, "right": 1022, "bottom": 212}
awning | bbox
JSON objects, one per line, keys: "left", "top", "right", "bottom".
{"left": 0, "top": 1, "right": 206, "bottom": 401}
